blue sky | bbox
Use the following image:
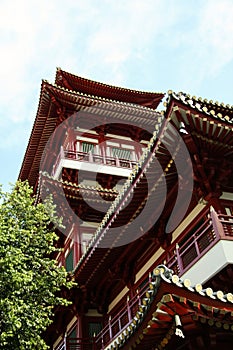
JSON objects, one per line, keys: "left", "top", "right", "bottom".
{"left": 1, "top": 0, "right": 233, "bottom": 192}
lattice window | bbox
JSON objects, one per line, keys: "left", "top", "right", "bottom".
{"left": 112, "top": 147, "right": 131, "bottom": 160}
{"left": 82, "top": 142, "right": 94, "bottom": 153}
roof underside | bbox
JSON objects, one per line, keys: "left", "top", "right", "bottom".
{"left": 73, "top": 91, "right": 233, "bottom": 288}
{"left": 18, "top": 76, "right": 163, "bottom": 188}
{"left": 105, "top": 266, "right": 233, "bottom": 350}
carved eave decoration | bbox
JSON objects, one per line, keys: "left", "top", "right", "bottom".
{"left": 55, "top": 67, "right": 164, "bottom": 109}
{"left": 103, "top": 265, "right": 233, "bottom": 350}
{"left": 164, "top": 91, "right": 233, "bottom": 197}
{"left": 19, "top": 76, "right": 164, "bottom": 189}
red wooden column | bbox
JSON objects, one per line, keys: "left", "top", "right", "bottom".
{"left": 175, "top": 243, "right": 184, "bottom": 275}
{"left": 97, "top": 127, "right": 106, "bottom": 164}
{"left": 207, "top": 195, "right": 222, "bottom": 213}
{"left": 210, "top": 206, "right": 225, "bottom": 239}
{"left": 130, "top": 130, "right": 144, "bottom": 162}
{"left": 73, "top": 223, "right": 81, "bottom": 265}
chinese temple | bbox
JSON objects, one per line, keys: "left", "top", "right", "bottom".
{"left": 19, "top": 68, "right": 233, "bottom": 349}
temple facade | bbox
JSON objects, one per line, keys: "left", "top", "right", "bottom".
{"left": 19, "top": 68, "right": 233, "bottom": 349}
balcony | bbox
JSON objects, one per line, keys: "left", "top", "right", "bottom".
{"left": 54, "top": 208, "right": 233, "bottom": 350}
{"left": 52, "top": 147, "right": 137, "bottom": 179}
{"left": 92, "top": 210, "right": 233, "bottom": 348}
{"left": 163, "top": 208, "right": 233, "bottom": 284}
{"left": 94, "top": 282, "right": 151, "bottom": 350}
{"left": 55, "top": 282, "right": 151, "bottom": 350}
{"left": 55, "top": 337, "right": 96, "bottom": 350}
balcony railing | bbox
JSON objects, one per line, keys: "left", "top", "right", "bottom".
{"left": 95, "top": 282, "right": 150, "bottom": 349}
{"left": 51, "top": 148, "right": 137, "bottom": 178}
{"left": 55, "top": 209, "right": 233, "bottom": 350}
{"left": 55, "top": 337, "right": 97, "bottom": 350}
{"left": 92, "top": 209, "right": 233, "bottom": 349}
{"left": 164, "top": 209, "right": 233, "bottom": 276}
{"left": 219, "top": 213, "right": 233, "bottom": 237}
{"left": 54, "top": 282, "right": 151, "bottom": 350}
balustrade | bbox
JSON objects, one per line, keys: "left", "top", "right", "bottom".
{"left": 56, "top": 337, "right": 97, "bottom": 350}
{"left": 51, "top": 148, "right": 137, "bottom": 177}
{"left": 95, "top": 282, "right": 149, "bottom": 349}
{"left": 67, "top": 338, "right": 96, "bottom": 350}
{"left": 218, "top": 214, "right": 233, "bottom": 238}
{"left": 93, "top": 211, "right": 233, "bottom": 348}
{"left": 55, "top": 209, "right": 233, "bottom": 350}
{"left": 164, "top": 210, "right": 233, "bottom": 275}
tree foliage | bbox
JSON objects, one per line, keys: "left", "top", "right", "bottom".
{"left": 0, "top": 181, "right": 73, "bottom": 349}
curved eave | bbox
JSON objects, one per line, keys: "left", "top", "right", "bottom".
{"left": 18, "top": 80, "right": 54, "bottom": 186}
{"left": 43, "top": 80, "right": 163, "bottom": 119}
{"left": 163, "top": 92, "right": 233, "bottom": 159}
{"left": 105, "top": 266, "right": 233, "bottom": 350}
{"left": 37, "top": 173, "right": 118, "bottom": 201}
{"left": 72, "top": 116, "right": 182, "bottom": 286}
{"left": 165, "top": 90, "right": 233, "bottom": 124}
{"left": 55, "top": 67, "right": 164, "bottom": 109}
{"left": 18, "top": 80, "right": 162, "bottom": 189}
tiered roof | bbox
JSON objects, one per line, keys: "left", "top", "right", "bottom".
{"left": 18, "top": 70, "right": 233, "bottom": 348}
{"left": 55, "top": 68, "right": 164, "bottom": 109}
{"left": 102, "top": 265, "right": 233, "bottom": 350}
{"left": 36, "top": 172, "right": 118, "bottom": 224}
{"left": 165, "top": 91, "right": 233, "bottom": 157}
{"left": 165, "top": 91, "right": 233, "bottom": 122}
{"left": 19, "top": 71, "right": 164, "bottom": 188}
{"left": 74, "top": 90, "right": 233, "bottom": 293}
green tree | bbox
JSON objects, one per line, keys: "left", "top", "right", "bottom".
{"left": 0, "top": 181, "right": 73, "bottom": 349}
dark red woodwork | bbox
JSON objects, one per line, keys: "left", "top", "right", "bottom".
{"left": 19, "top": 72, "right": 233, "bottom": 349}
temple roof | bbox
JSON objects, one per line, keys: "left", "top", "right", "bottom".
{"left": 165, "top": 91, "right": 233, "bottom": 176}
{"left": 165, "top": 90, "right": 233, "bottom": 123}
{"left": 74, "top": 92, "right": 233, "bottom": 285}
{"left": 102, "top": 265, "right": 233, "bottom": 350}
{"left": 72, "top": 115, "right": 189, "bottom": 285}
{"left": 19, "top": 77, "right": 163, "bottom": 188}
{"left": 55, "top": 68, "right": 164, "bottom": 109}
{"left": 35, "top": 172, "right": 118, "bottom": 224}
{"left": 37, "top": 172, "right": 118, "bottom": 201}
{"left": 19, "top": 72, "right": 233, "bottom": 190}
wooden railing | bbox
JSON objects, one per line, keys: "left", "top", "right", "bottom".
{"left": 166, "top": 216, "right": 216, "bottom": 275}
{"left": 163, "top": 209, "right": 233, "bottom": 276}
{"left": 67, "top": 338, "right": 97, "bottom": 350}
{"left": 93, "top": 209, "right": 233, "bottom": 349}
{"left": 51, "top": 148, "right": 137, "bottom": 177}
{"left": 54, "top": 282, "right": 151, "bottom": 350}
{"left": 218, "top": 213, "right": 233, "bottom": 238}
{"left": 55, "top": 209, "right": 233, "bottom": 350}
{"left": 56, "top": 337, "right": 97, "bottom": 350}
{"left": 95, "top": 281, "right": 150, "bottom": 349}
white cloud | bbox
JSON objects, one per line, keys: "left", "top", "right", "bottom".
{"left": 0, "top": 0, "right": 232, "bottom": 134}
{"left": 0, "top": 0, "right": 181, "bottom": 122}
{"left": 0, "top": 0, "right": 233, "bottom": 189}
{"left": 0, "top": 0, "right": 97, "bottom": 122}
{"left": 86, "top": 0, "right": 181, "bottom": 77}
{"left": 198, "top": 0, "right": 233, "bottom": 73}
{"left": 173, "top": 0, "right": 233, "bottom": 91}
